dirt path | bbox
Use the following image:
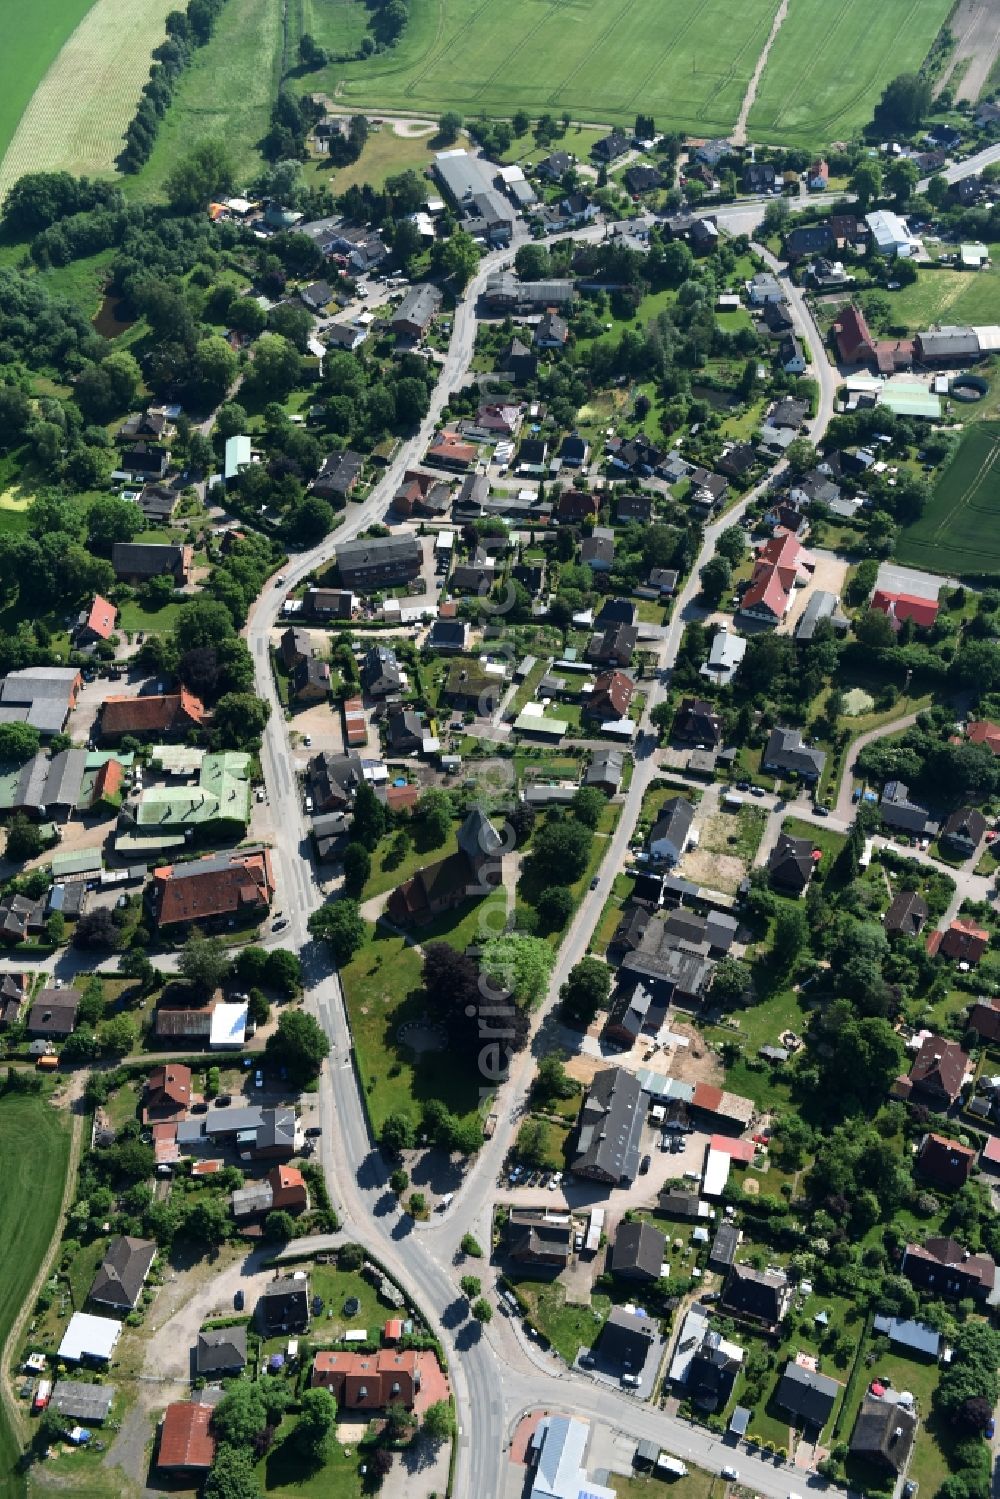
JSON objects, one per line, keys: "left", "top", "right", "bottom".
{"left": 732, "top": 0, "right": 790, "bottom": 146}
{"left": 833, "top": 710, "right": 921, "bottom": 821}
{"left": 936, "top": 0, "right": 1000, "bottom": 101}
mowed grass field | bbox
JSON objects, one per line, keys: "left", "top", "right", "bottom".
{"left": 124, "top": 0, "right": 285, "bottom": 199}
{"left": 747, "top": 0, "right": 952, "bottom": 144}
{"left": 896, "top": 421, "right": 1000, "bottom": 575}
{"left": 877, "top": 247, "right": 1000, "bottom": 331}
{"left": 0, "top": 0, "right": 177, "bottom": 200}
{"left": 0, "top": 1093, "right": 72, "bottom": 1499}
{"left": 0, "top": 0, "right": 96, "bottom": 164}
{"left": 316, "top": 0, "right": 782, "bottom": 135}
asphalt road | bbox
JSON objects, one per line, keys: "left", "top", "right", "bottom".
{"left": 241, "top": 211, "right": 849, "bottom": 1499}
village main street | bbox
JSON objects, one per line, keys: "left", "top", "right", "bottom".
{"left": 239, "top": 206, "right": 848, "bottom": 1499}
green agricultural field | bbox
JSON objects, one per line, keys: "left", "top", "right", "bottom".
{"left": 313, "top": 0, "right": 782, "bottom": 136}
{"left": 747, "top": 0, "right": 951, "bottom": 145}
{"left": 0, "top": 0, "right": 95, "bottom": 164}
{"left": 0, "top": 0, "right": 177, "bottom": 200}
{"left": 895, "top": 421, "right": 1000, "bottom": 576}
{"left": 0, "top": 1091, "right": 72, "bottom": 1498}
{"left": 126, "top": 0, "right": 285, "bottom": 200}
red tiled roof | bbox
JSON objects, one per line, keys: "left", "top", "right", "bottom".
{"left": 268, "top": 1163, "right": 307, "bottom": 1208}
{"left": 386, "top": 784, "right": 420, "bottom": 813}
{"left": 710, "top": 1133, "right": 755, "bottom": 1163}
{"left": 587, "top": 669, "right": 634, "bottom": 719}
{"left": 834, "top": 304, "right": 875, "bottom": 365}
{"left": 870, "top": 590, "right": 938, "bottom": 629}
{"left": 94, "top": 759, "right": 124, "bottom": 801}
{"left": 918, "top": 1131, "right": 975, "bottom": 1187}
{"left": 86, "top": 594, "right": 117, "bottom": 640}
{"left": 982, "top": 1135, "right": 1000, "bottom": 1164}
{"left": 692, "top": 1082, "right": 723, "bottom": 1112}
{"left": 101, "top": 688, "right": 206, "bottom": 738}
{"left": 940, "top": 917, "right": 989, "bottom": 963}
{"left": 312, "top": 1348, "right": 423, "bottom": 1408}
{"left": 145, "top": 1063, "right": 192, "bottom": 1111}
{"left": 967, "top": 720, "right": 1000, "bottom": 755}
{"left": 969, "top": 999, "right": 1000, "bottom": 1042}
{"left": 152, "top": 849, "right": 275, "bottom": 927}
{"left": 158, "top": 1402, "right": 216, "bottom": 1470}
{"left": 742, "top": 567, "right": 790, "bottom": 618}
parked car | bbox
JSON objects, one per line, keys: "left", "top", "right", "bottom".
{"left": 548, "top": 1171, "right": 563, "bottom": 1190}
{"left": 305, "top": 1125, "right": 322, "bottom": 1138}
{"left": 234, "top": 1290, "right": 244, "bottom": 1311}
{"left": 622, "top": 1373, "right": 640, "bottom": 1388}
{"left": 721, "top": 1468, "right": 740, "bottom": 1482}
{"left": 639, "top": 1154, "right": 651, "bottom": 1174}
{"left": 214, "top": 1094, "right": 232, "bottom": 1108}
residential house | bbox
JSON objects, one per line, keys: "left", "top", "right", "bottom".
{"left": 482, "top": 272, "right": 576, "bottom": 312}
{"left": 583, "top": 670, "right": 634, "bottom": 724}
{"left": 111, "top": 543, "right": 191, "bottom": 585}
{"left": 476, "top": 402, "right": 522, "bottom": 438}
{"left": 570, "top": 1067, "right": 646, "bottom": 1185}
{"left": 915, "top": 327, "right": 981, "bottom": 366}
{"left": 0, "top": 893, "right": 46, "bottom": 944}
{"left": 808, "top": 160, "right": 830, "bottom": 189}
{"left": 0, "top": 974, "right": 26, "bottom": 1029}
{"left": 557, "top": 489, "right": 600, "bottom": 524}
{"left": 157, "top": 1402, "right": 216, "bottom": 1472}
{"left": 968, "top": 998, "right": 1000, "bottom": 1044}
{"left": 598, "top": 1305, "right": 659, "bottom": 1369}
{"left": 710, "top": 1221, "right": 739, "bottom": 1274}
{"left": 143, "top": 1063, "right": 192, "bottom": 1124}
{"left": 451, "top": 551, "right": 496, "bottom": 594}
{"left": 669, "top": 1305, "right": 744, "bottom": 1411}
{"left": 934, "top": 917, "right": 989, "bottom": 964}
{"left": 312, "top": 450, "right": 364, "bottom": 502}
{"left": 325, "top": 322, "right": 367, "bottom": 353}
{"left": 75, "top": 594, "right": 117, "bottom": 647}
{"left": 619, "top": 922, "right": 715, "bottom": 1006}
{"left": 516, "top": 436, "right": 548, "bottom": 471}
{"left": 89, "top": 1236, "right": 156, "bottom": 1313}
{"left": 99, "top": 687, "right": 207, "bottom": 743}
{"left": 717, "top": 443, "right": 757, "bottom": 483}
{"left": 966, "top": 719, "right": 1000, "bottom": 756}
{"left": 390, "top": 284, "right": 443, "bottom": 339}
{"left": 311, "top": 1348, "right": 438, "bottom": 1411}
{"left": 137, "top": 483, "right": 180, "bottom": 524}
{"left": 232, "top": 1164, "right": 309, "bottom": 1220}
{"left": 426, "top": 618, "right": 469, "bottom": 653}
{"left": 742, "top": 162, "right": 776, "bottom": 194}
{"left": 870, "top": 589, "right": 939, "bottom": 630}
{"left": 587, "top": 623, "right": 638, "bottom": 667}
{"left": 595, "top": 597, "right": 638, "bottom": 627}
{"left": 779, "top": 334, "right": 806, "bottom": 374}
{"left": 648, "top": 798, "right": 696, "bottom": 865}
{"left": 592, "top": 129, "right": 629, "bottom": 163}
{"left": 884, "top": 890, "right": 929, "bottom": 938}
{"left": 196, "top": 1326, "right": 247, "bottom": 1377}
{"left": 917, "top": 1132, "right": 975, "bottom": 1189}
{"left": 426, "top": 430, "right": 477, "bottom": 472}
{"left": 304, "top": 587, "right": 355, "bottom": 619}
{"left": 150, "top": 847, "right": 275, "bottom": 929}
{"left": 624, "top": 163, "right": 663, "bottom": 195}
{"left": 307, "top": 752, "right": 363, "bottom": 813}
{"left": 293, "top": 657, "right": 330, "bottom": 702}
{"left": 785, "top": 223, "right": 835, "bottom": 261}
{"left": 768, "top": 832, "right": 817, "bottom": 894}
{"left": 775, "top": 1361, "right": 839, "bottom": 1430}
{"left": 610, "top": 1221, "right": 666, "bottom": 1281}
{"left": 386, "top": 708, "right": 424, "bottom": 755}
{"left": 850, "top": 1397, "right": 917, "bottom": 1474}
{"left": 300, "top": 280, "right": 334, "bottom": 312}
{"left": 720, "top": 1264, "right": 790, "bottom": 1331}
{"left": 658, "top": 1188, "right": 709, "bottom": 1221}
{"left": 256, "top": 1275, "right": 310, "bottom": 1335}
{"left": 498, "top": 337, "right": 538, "bottom": 383}
{"left": 441, "top": 658, "right": 500, "bottom": 713}
{"left": 880, "top": 780, "right": 935, "bottom": 836}
{"left": 335, "top": 535, "right": 422, "bottom": 590}
{"left": 768, "top": 395, "right": 810, "bottom": 428}
{"left": 585, "top": 748, "right": 625, "bottom": 793}
{"left": 535, "top": 312, "right": 569, "bottom": 349}
{"left": 118, "top": 443, "right": 169, "bottom": 480}
{"left": 392, "top": 471, "right": 451, "bottom": 519}
{"left": 762, "top": 725, "right": 826, "bottom": 782}
{"left": 896, "top": 1034, "right": 970, "bottom": 1108}
{"left": 673, "top": 698, "right": 722, "bottom": 748}
{"left": 866, "top": 209, "right": 918, "bottom": 258}
{"left": 748, "top": 273, "right": 785, "bottom": 306}
{"left": 761, "top": 299, "right": 795, "bottom": 337}
{"left": 940, "top": 807, "right": 987, "bottom": 857}
{"left": 504, "top": 1209, "right": 573, "bottom": 1271}
{"left": 646, "top": 567, "right": 679, "bottom": 597}
{"left": 741, "top": 533, "right": 810, "bottom": 626}
{"left": 581, "top": 534, "right": 614, "bottom": 571}
{"left": 536, "top": 151, "right": 573, "bottom": 182}
{"left": 687, "top": 467, "right": 728, "bottom": 516}
{"left": 26, "top": 987, "right": 81, "bottom": 1038}
{"left": 616, "top": 492, "right": 653, "bottom": 524}
{"left": 700, "top": 626, "right": 746, "bottom": 686}
{"left": 279, "top": 626, "right": 312, "bottom": 671}
{"left": 362, "top": 645, "right": 402, "bottom": 699}
{"left": 902, "top": 1236, "right": 995, "bottom": 1300}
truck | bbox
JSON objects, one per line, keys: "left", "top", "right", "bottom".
{"left": 33, "top": 1380, "right": 52, "bottom": 1411}
{"left": 483, "top": 1113, "right": 498, "bottom": 1139}
{"left": 657, "top": 1456, "right": 689, "bottom": 1478}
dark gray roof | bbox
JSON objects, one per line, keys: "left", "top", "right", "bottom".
{"left": 457, "top": 807, "right": 502, "bottom": 863}
{"left": 649, "top": 797, "right": 696, "bottom": 851}
{"left": 722, "top": 1263, "right": 788, "bottom": 1324}
{"left": 111, "top": 542, "right": 185, "bottom": 577}
{"left": 710, "top": 1220, "right": 739, "bottom": 1269}
{"left": 196, "top": 1325, "right": 248, "bottom": 1374}
{"left": 572, "top": 1066, "right": 646, "bottom": 1183}
{"left": 391, "top": 284, "right": 443, "bottom": 329}
{"left": 50, "top": 1381, "right": 115, "bottom": 1421}
{"left": 89, "top": 1236, "right": 156, "bottom": 1311}
{"left": 336, "top": 534, "right": 421, "bottom": 572}
{"left": 611, "top": 1221, "right": 666, "bottom": 1279}
{"left": 776, "top": 1360, "right": 839, "bottom": 1426}
{"left": 850, "top": 1395, "right": 917, "bottom": 1472}
{"left": 256, "top": 1107, "right": 295, "bottom": 1153}
{"left": 768, "top": 831, "right": 815, "bottom": 890}
{"left": 872, "top": 1315, "right": 940, "bottom": 1357}
{"left": 763, "top": 726, "right": 826, "bottom": 779}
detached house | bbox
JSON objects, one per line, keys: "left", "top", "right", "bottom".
{"left": 896, "top": 1034, "right": 970, "bottom": 1108}
{"left": 768, "top": 832, "right": 817, "bottom": 894}
{"left": 89, "top": 1236, "right": 156, "bottom": 1313}
{"left": 916, "top": 1132, "right": 975, "bottom": 1189}
{"left": 112, "top": 543, "right": 191, "bottom": 585}
{"left": 902, "top": 1236, "right": 995, "bottom": 1301}
{"left": 570, "top": 1067, "right": 646, "bottom": 1186}
{"left": 850, "top": 1397, "right": 917, "bottom": 1475}
{"left": 762, "top": 726, "right": 826, "bottom": 782}
{"left": 150, "top": 847, "right": 275, "bottom": 930}
{"left": 939, "top": 807, "right": 987, "bottom": 858}
{"left": 648, "top": 797, "right": 695, "bottom": 865}
{"left": 672, "top": 697, "right": 722, "bottom": 748}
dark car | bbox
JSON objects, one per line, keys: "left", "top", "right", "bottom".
{"left": 750, "top": 785, "right": 766, "bottom": 797}
{"left": 214, "top": 1094, "right": 232, "bottom": 1107}
{"left": 191, "top": 1102, "right": 208, "bottom": 1115}
{"left": 639, "top": 1153, "right": 651, "bottom": 1174}
{"left": 233, "top": 1289, "right": 244, "bottom": 1311}
{"left": 813, "top": 805, "right": 830, "bottom": 818}
{"left": 590, "top": 876, "right": 600, "bottom": 890}
{"left": 305, "top": 1125, "right": 322, "bottom": 1138}
{"left": 311, "top": 1296, "right": 324, "bottom": 1316}
{"left": 735, "top": 780, "right": 751, "bottom": 791}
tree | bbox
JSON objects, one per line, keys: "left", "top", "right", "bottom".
{"left": 481, "top": 934, "right": 554, "bottom": 1007}
{"left": 711, "top": 956, "right": 752, "bottom": 1004}
{"left": 266, "top": 948, "right": 302, "bottom": 995}
{"left": 99, "top": 1015, "right": 138, "bottom": 1055}
{"left": 460, "top": 1232, "right": 483, "bottom": 1256}
{"left": 266, "top": 1008, "right": 329, "bottom": 1083}
{"left": 5, "top": 815, "right": 42, "bottom": 863}
{"left": 530, "top": 816, "right": 592, "bottom": 883}
{"left": 471, "top": 1297, "right": 493, "bottom": 1323}
{"left": 762, "top": 197, "right": 791, "bottom": 236}
{"left": 715, "top": 526, "right": 747, "bottom": 566}
{"left": 423, "top": 1400, "right": 454, "bottom": 1442}
{"left": 298, "top": 31, "right": 328, "bottom": 68}
{"left": 785, "top": 437, "right": 817, "bottom": 478}
{"left": 369, "top": 1447, "right": 393, "bottom": 1485}
{"left": 380, "top": 1110, "right": 416, "bottom": 1155}
{"left": 342, "top": 842, "right": 371, "bottom": 897}
{"left": 430, "top": 229, "right": 480, "bottom": 290}
{"left": 308, "top": 898, "right": 365, "bottom": 964}
{"left": 772, "top": 904, "right": 808, "bottom": 972}
{"left": 535, "top": 1052, "right": 576, "bottom": 1103}
{"left": 559, "top": 956, "right": 611, "bottom": 1028}
{"left": 849, "top": 159, "right": 883, "bottom": 209}
{"left": 213, "top": 1383, "right": 267, "bottom": 1447}
{"left": 417, "top": 788, "right": 452, "bottom": 846}
{"left": 437, "top": 111, "right": 463, "bottom": 144}
{"left": 459, "top": 1275, "right": 481, "bottom": 1299}
{"left": 571, "top": 786, "right": 605, "bottom": 828}
{"left": 264, "top": 1209, "right": 296, "bottom": 1242}
{"left": 73, "top": 907, "right": 121, "bottom": 950}
{"left": 854, "top": 608, "right": 896, "bottom": 649}
{"left": 204, "top": 1445, "right": 262, "bottom": 1499}
{"left": 296, "top": 1387, "right": 336, "bottom": 1462}
{"left": 212, "top": 693, "right": 271, "bottom": 750}
{"left": 699, "top": 555, "right": 732, "bottom": 606}
{"left": 183, "top": 1195, "right": 229, "bottom": 1246}
{"left": 192, "top": 336, "right": 239, "bottom": 407}
{"left": 249, "top": 334, "right": 301, "bottom": 401}
{"left": 166, "top": 140, "right": 234, "bottom": 212}
{"left": 179, "top": 932, "right": 230, "bottom": 995}
{"left": 536, "top": 885, "right": 574, "bottom": 930}
{"left": 351, "top": 780, "right": 386, "bottom": 850}
{"left": 885, "top": 156, "right": 919, "bottom": 206}
{"left": 875, "top": 72, "right": 932, "bottom": 132}
{"left": 389, "top": 1167, "right": 408, "bottom": 1194}
{"left": 0, "top": 722, "right": 40, "bottom": 763}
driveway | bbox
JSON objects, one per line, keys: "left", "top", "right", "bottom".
{"left": 778, "top": 549, "right": 848, "bottom": 636}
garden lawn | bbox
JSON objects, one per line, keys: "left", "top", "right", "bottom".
{"left": 260, "top": 1414, "right": 365, "bottom": 1498}
{"left": 310, "top": 0, "right": 782, "bottom": 135}
{"left": 509, "top": 1278, "right": 611, "bottom": 1363}
{"left": 781, "top": 816, "right": 846, "bottom": 863}
{"left": 308, "top": 123, "right": 447, "bottom": 195}
{"left": 747, "top": 0, "right": 952, "bottom": 146}
{"left": 611, "top": 1467, "right": 719, "bottom": 1499}
{"left": 299, "top": 1265, "right": 389, "bottom": 1342}
{"left": 117, "top": 600, "right": 184, "bottom": 635}
{"left": 339, "top": 926, "right": 483, "bottom": 1134}
{"left": 895, "top": 421, "right": 1000, "bottom": 576}
{"left": 362, "top": 818, "right": 462, "bottom": 899}
{"left": 0, "top": 1091, "right": 72, "bottom": 1497}
{"left": 878, "top": 250, "right": 1000, "bottom": 333}
{"left": 590, "top": 872, "right": 636, "bottom": 955}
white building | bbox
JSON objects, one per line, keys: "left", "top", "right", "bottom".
{"left": 58, "top": 1313, "right": 121, "bottom": 1364}
{"left": 700, "top": 626, "right": 746, "bottom": 686}
{"left": 529, "top": 1416, "right": 616, "bottom": 1499}
{"left": 865, "top": 209, "right": 919, "bottom": 258}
